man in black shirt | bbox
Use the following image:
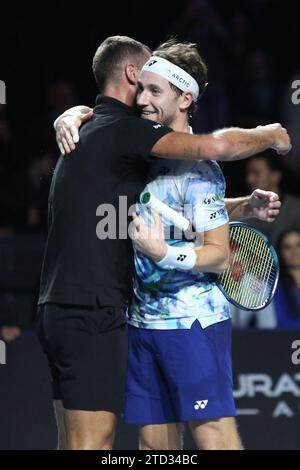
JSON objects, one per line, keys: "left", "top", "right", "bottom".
{"left": 37, "top": 36, "right": 291, "bottom": 450}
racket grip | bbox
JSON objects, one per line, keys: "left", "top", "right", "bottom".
{"left": 140, "top": 192, "right": 190, "bottom": 231}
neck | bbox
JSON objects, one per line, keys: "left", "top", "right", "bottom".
{"left": 103, "top": 84, "right": 135, "bottom": 107}
{"left": 289, "top": 268, "right": 300, "bottom": 287}
{"left": 171, "top": 114, "right": 190, "bottom": 133}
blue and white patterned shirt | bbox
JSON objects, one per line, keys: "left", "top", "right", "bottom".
{"left": 128, "top": 156, "right": 230, "bottom": 330}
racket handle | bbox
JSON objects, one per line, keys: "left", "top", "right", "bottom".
{"left": 140, "top": 191, "right": 190, "bottom": 231}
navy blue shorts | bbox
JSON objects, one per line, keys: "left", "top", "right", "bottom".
{"left": 124, "top": 319, "right": 236, "bottom": 424}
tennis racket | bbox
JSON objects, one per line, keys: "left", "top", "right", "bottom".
{"left": 140, "top": 192, "right": 279, "bottom": 311}
{"left": 218, "top": 222, "right": 279, "bottom": 311}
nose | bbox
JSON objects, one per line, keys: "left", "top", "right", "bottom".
{"left": 137, "top": 89, "right": 150, "bottom": 107}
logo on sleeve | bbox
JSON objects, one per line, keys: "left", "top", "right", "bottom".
{"left": 153, "top": 124, "right": 162, "bottom": 129}
{"left": 210, "top": 208, "right": 226, "bottom": 220}
{"left": 204, "top": 193, "right": 223, "bottom": 205}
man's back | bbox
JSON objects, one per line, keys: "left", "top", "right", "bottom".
{"left": 38, "top": 96, "right": 172, "bottom": 307}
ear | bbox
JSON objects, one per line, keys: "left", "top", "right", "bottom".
{"left": 178, "top": 92, "right": 193, "bottom": 112}
{"left": 125, "top": 64, "right": 138, "bottom": 85}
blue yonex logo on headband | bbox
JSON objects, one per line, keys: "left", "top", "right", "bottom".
{"left": 147, "top": 60, "right": 158, "bottom": 67}
{"left": 0, "top": 80, "right": 6, "bottom": 104}
{"left": 0, "top": 340, "right": 6, "bottom": 365}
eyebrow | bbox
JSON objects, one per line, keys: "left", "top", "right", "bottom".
{"left": 137, "top": 79, "right": 162, "bottom": 89}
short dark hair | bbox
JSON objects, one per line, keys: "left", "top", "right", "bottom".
{"left": 92, "top": 36, "right": 150, "bottom": 92}
{"left": 153, "top": 38, "right": 208, "bottom": 114}
{"left": 246, "top": 152, "right": 283, "bottom": 173}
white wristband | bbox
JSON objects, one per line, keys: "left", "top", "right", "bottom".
{"left": 156, "top": 245, "right": 196, "bottom": 271}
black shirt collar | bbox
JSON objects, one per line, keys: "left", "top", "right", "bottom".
{"left": 94, "top": 95, "right": 137, "bottom": 117}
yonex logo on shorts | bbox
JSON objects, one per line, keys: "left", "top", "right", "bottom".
{"left": 177, "top": 254, "right": 187, "bottom": 262}
{"left": 194, "top": 400, "right": 208, "bottom": 410}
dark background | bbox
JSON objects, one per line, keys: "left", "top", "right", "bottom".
{"left": 1, "top": 0, "right": 300, "bottom": 450}
{"left": 1, "top": 0, "right": 300, "bottom": 207}
{"left": 1, "top": 0, "right": 300, "bottom": 203}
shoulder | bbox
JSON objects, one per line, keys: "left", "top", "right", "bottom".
{"left": 186, "top": 160, "right": 225, "bottom": 185}
{"left": 117, "top": 116, "right": 170, "bottom": 133}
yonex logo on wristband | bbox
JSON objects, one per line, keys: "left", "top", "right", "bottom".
{"left": 157, "top": 245, "right": 197, "bottom": 270}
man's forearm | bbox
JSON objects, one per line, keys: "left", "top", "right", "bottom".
{"left": 156, "top": 243, "right": 229, "bottom": 274}
{"left": 193, "top": 244, "right": 229, "bottom": 274}
{"left": 151, "top": 124, "right": 290, "bottom": 162}
{"left": 225, "top": 196, "right": 252, "bottom": 221}
{"left": 213, "top": 127, "right": 275, "bottom": 161}
{"left": 55, "top": 107, "right": 290, "bottom": 160}
{"left": 54, "top": 105, "right": 92, "bottom": 129}
{"left": 60, "top": 105, "right": 92, "bottom": 117}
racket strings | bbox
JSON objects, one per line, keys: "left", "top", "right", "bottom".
{"left": 219, "top": 225, "right": 276, "bottom": 309}
{"left": 257, "top": 237, "right": 274, "bottom": 306}
{"left": 238, "top": 229, "right": 274, "bottom": 307}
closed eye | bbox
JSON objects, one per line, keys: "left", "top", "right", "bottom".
{"left": 150, "top": 86, "right": 161, "bottom": 95}
{"left": 137, "top": 82, "right": 144, "bottom": 93}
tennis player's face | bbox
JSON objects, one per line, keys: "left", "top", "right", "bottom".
{"left": 136, "top": 71, "right": 182, "bottom": 127}
{"left": 280, "top": 232, "right": 300, "bottom": 269}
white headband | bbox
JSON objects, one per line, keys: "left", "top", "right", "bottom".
{"left": 142, "top": 56, "right": 199, "bottom": 102}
